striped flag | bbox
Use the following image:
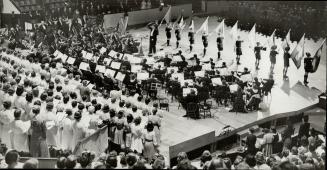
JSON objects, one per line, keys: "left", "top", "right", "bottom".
{"left": 291, "top": 33, "right": 305, "bottom": 69}
{"left": 248, "top": 24, "right": 256, "bottom": 48}
{"left": 196, "top": 16, "right": 209, "bottom": 34}
{"left": 230, "top": 21, "right": 238, "bottom": 40}
{"left": 282, "top": 29, "right": 291, "bottom": 50}
{"left": 311, "top": 39, "right": 326, "bottom": 73}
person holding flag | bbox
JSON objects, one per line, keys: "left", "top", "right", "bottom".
{"left": 217, "top": 32, "right": 224, "bottom": 60}
{"left": 254, "top": 42, "right": 266, "bottom": 70}
{"left": 283, "top": 46, "right": 291, "bottom": 80}
{"left": 304, "top": 52, "right": 314, "bottom": 86}
{"left": 269, "top": 45, "right": 278, "bottom": 74}
{"left": 147, "top": 21, "right": 159, "bottom": 54}
{"left": 165, "top": 23, "right": 172, "bottom": 46}
{"left": 188, "top": 20, "right": 195, "bottom": 52}
{"left": 202, "top": 32, "right": 209, "bottom": 56}
{"left": 175, "top": 22, "right": 181, "bottom": 49}
{"left": 235, "top": 36, "right": 244, "bottom": 65}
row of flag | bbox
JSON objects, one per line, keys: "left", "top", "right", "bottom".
{"left": 159, "top": 7, "right": 326, "bottom": 72}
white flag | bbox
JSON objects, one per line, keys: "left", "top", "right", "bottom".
{"left": 230, "top": 21, "right": 238, "bottom": 40}
{"left": 291, "top": 33, "right": 305, "bottom": 69}
{"left": 282, "top": 29, "right": 291, "bottom": 50}
{"left": 248, "top": 24, "right": 256, "bottom": 48}
{"left": 189, "top": 19, "right": 194, "bottom": 32}
{"left": 161, "top": 6, "right": 171, "bottom": 25}
{"left": 267, "top": 29, "right": 276, "bottom": 47}
{"left": 213, "top": 19, "right": 225, "bottom": 37}
{"left": 196, "top": 16, "right": 209, "bottom": 35}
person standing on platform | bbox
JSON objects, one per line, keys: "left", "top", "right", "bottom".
{"left": 188, "top": 26, "right": 195, "bottom": 52}
{"left": 165, "top": 22, "right": 172, "bottom": 46}
{"left": 304, "top": 52, "right": 314, "bottom": 86}
{"left": 283, "top": 46, "right": 291, "bottom": 80}
{"left": 202, "top": 32, "right": 209, "bottom": 56}
{"left": 235, "top": 36, "right": 244, "bottom": 65}
{"left": 217, "top": 33, "right": 224, "bottom": 60}
{"left": 246, "top": 128, "right": 257, "bottom": 155}
{"left": 269, "top": 45, "right": 278, "bottom": 74}
{"left": 148, "top": 22, "right": 159, "bottom": 54}
{"left": 175, "top": 23, "right": 181, "bottom": 48}
{"left": 254, "top": 42, "right": 266, "bottom": 70}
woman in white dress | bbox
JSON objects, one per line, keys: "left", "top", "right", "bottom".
{"left": 124, "top": 114, "right": 134, "bottom": 150}
{"left": 10, "top": 109, "right": 30, "bottom": 153}
{"left": 143, "top": 122, "right": 157, "bottom": 161}
{"left": 131, "top": 117, "right": 144, "bottom": 154}
{"left": 0, "top": 101, "right": 14, "bottom": 147}
{"left": 141, "top": 0, "right": 147, "bottom": 10}
{"left": 71, "top": 111, "right": 86, "bottom": 151}
{"left": 148, "top": 109, "right": 161, "bottom": 146}
{"left": 44, "top": 102, "right": 58, "bottom": 147}
{"left": 57, "top": 109, "right": 73, "bottom": 151}
{"left": 114, "top": 111, "right": 125, "bottom": 150}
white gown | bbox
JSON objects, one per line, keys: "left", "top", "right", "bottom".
{"left": 0, "top": 109, "right": 14, "bottom": 147}
{"left": 10, "top": 120, "right": 31, "bottom": 152}
{"left": 71, "top": 120, "right": 86, "bottom": 151}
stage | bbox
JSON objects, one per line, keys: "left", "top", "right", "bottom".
{"left": 126, "top": 16, "right": 326, "bottom": 165}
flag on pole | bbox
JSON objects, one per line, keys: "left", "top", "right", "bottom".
{"left": 282, "top": 29, "right": 291, "bottom": 50}
{"left": 311, "top": 39, "right": 326, "bottom": 73}
{"left": 179, "top": 16, "right": 186, "bottom": 30}
{"left": 160, "top": 6, "right": 171, "bottom": 27}
{"left": 123, "top": 16, "right": 129, "bottom": 34}
{"left": 189, "top": 19, "right": 195, "bottom": 32}
{"left": 248, "top": 24, "right": 256, "bottom": 48}
{"left": 213, "top": 19, "right": 225, "bottom": 37}
{"left": 291, "top": 33, "right": 305, "bottom": 69}
{"left": 267, "top": 29, "right": 276, "bottom": 47}
{"left": 230, "top": 21, "right": 238, "bottom": 40}
{"left": 196, "top": 16, "right": 209, "bottom": 34}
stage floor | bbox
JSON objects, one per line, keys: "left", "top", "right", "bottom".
{"left": 127, "top": 16, "right": 326, "bottom": 163}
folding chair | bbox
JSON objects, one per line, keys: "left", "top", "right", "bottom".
{"left": 186, "top": 103, "right": 199, "bottom": 119}
{"left": 199, "top": 101, "right": 213, "bottom": 118}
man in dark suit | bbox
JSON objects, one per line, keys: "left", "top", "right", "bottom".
{"left": 246, "top": 128, "right": 257, "bottom": 155}
{"left": 148, "top": 22, "right": 159, "bottom": 54}
{"left": 182, "top": 89, "right": 200, "bottom": 118}
{"left": 298, "top": 116, "right": 310, "bottom": 139}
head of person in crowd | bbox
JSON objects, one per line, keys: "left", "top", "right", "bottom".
{"left": 5, "top": 150, "right": 20, "bottom": 169}
{"left": 22, "top": 158, "right": 39, "bottom": 169}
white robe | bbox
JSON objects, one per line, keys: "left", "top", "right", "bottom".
{"left": 71, "top": 120, "right": 86, "bottom": 151}
{"left": 0, "top": 109, "right": 14, "bottom": 147}
{"left": 10, "top": 120, "right": 31, "bottom": 152}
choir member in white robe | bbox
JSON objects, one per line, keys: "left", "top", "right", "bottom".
{"left": 58, "top": 109, "right": 73, "bottom": 151}
{"left": 10, "top": 109, "right": 31, "bottom": 152}
{"left": 71, "top": 112, "right": 87, "bottom": 150}
{"left": 0, "top": 101, "right": 14, "bottom": 147}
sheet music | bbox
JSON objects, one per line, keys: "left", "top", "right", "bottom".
{"left": 172, "top": 73, "right": 184, "bottom": 81}
{"left": 137, "top": 72, "right": 149, "bottom": 80}
{"left": 109, "top": 50, "right": 117, "bottom": 57}
{"left": 105, "top": 69, "right": 116, "bottom": 77}
{"left": 66, "top": 57, "right": 76, "bottom": 64}
{"left": 82, "top": 50, "right": 87, "bottom": 58}
{"left": 212, "top": 77, "right": 222, "bottom": 86}
{"left": 79, "top": 62, "right": 89, "bottom": 71}
{"left": 100, "top": 47, "right": 107, "bottom": 54}
{"left": 131, "top": 65, "right": 143, "bottom": 73}
{"left": 230, "top": 84, "right": 239, "bottom": 93}
{"left": 96, "top": 65, "right": 106, "bottom": 73}
{"left": 194, "top": 71, "right": 205, "bottom": 77}
{"left": 85, "top": 53, "right": 93, "bottom": 60}
{"left": 61, "top": 54, "right": 68, "bottom": 62}
{"left": 110, "top": 62, "right": 121, "bottom": 69}
{"left": 103, "top": 58, "right": 112, "bottom": 65}
{"left": 172, "top": 55, "right": 183, "bottom": 62}
{"left": 130, "top": 57, "right": 143, "bottom": 64}
{"left": 115, "top": 72, "right": 125, "bottom": 82}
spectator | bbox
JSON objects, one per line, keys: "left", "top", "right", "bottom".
{"left": 5, "top": 150, "right": 23, "bottom": 169}
{"left": 22, "top": 158, "right": 39, "bottom": 169}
